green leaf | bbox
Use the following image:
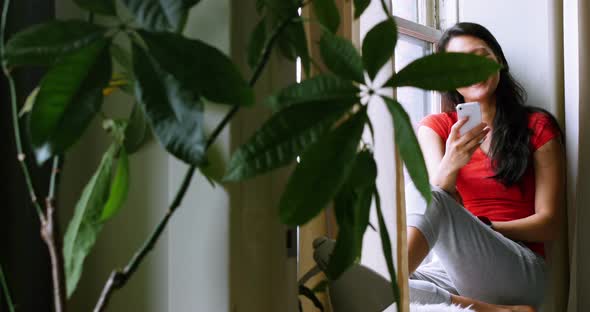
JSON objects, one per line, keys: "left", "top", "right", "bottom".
{"left": 264, "top": 75, "right": 359, "bottom": 112}
{"left": 256, "top": 0, "right": 265, "bottom": 13}
{"left": 64, "top": 144, "right": 117, "bottom": 297}
{"left": 124, "top": 103, "right": 151, "bottom": 154}
{"left": 327, "top": 150, "right": 376, "bottom": 279}
{"left": 132, "top": 42, "right": 207, "bottom": 165}
{"left": 138, "top": 31, "right": 254, "bottom": 106}
{"left": 278, "top": 20, "right": 310, "bottom": 76}
{"left": 120, "top": 0, "right": 190, "bottom": 32}
{"left": 328, "top": 187, "right": 372, "bottom": 279}
{"left": 362, "top": 18, "right": 397, "bottom": 80}
{"left": 263, "top": 0, "right": 299, "bottom": 18}
{"left": 183, "top": 0, "right": 202, "bottom": 7}
{"left": 387, "top": 52, "right": 502, "bottom": 90}
{"left": 320, "top": 31, "right": 364, "bottom": 83}
{"left": 353, "top": 0, "right": 370, "bottom": 18}
{"left": 347, "top": 151, "right": 377, "bottom": 239}
{"left": 100, "top": 147, "right": 129, "bottom": 221}
{"left": 19, "top": 87, "right": 39, "bottom": 117}
{"left": 29, "top": 39, "right": 111, "bottom": 164}
{"left": 110, "top": 42, "right": 133, "bottom": 77}
{"left": 248, "top": 17, "right": 267, "bottom": 69}
{"left": 313, "top": 0, "right": 340, "bottom": 33}
{"left": 383, "top": 97, "right": 431, "bottom": 203}
{"left": 279, "top": 109, "right": 366, "bottom": 226}
{"left": 374, "top": 190, "right": 400, "bottom": 310}
{"left": 74, "top": 0, "right": 116, "bottom": 15}
{"left": 199, "top": 139, "right": 227, "bottom": 186}
{"left": 224, "top": 100, "right": 356, "bottom": 182}
{"left": 4, "top": 20, "right": 107, "bottom": 66}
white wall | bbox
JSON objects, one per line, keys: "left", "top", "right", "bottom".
{"left": 460, "top": 2, "right": 568, "bottom": 311}
{"left": 57, "top": 2, "right": 170, "bottom": 311}
{"left": 167, "top": 1, "right": 232, "bottom": 311}
{"left": 459, "top": 0, "right": 557, "bottom": 114}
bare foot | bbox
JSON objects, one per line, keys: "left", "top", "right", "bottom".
{"left": 451, "top": 294, "right": 535, "bottom": 312}
{"left": 474, "top": 304, "right": 535, "bottom": 312}
{"left": 505, "top": 305, "right": 535, "bottom": 312}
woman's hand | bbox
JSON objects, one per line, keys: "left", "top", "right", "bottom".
{"left": 442, "top": 118, "right": 490, "bottom": 172}
{"left": 434, "top": 118, "right": 489, "bottom": 192}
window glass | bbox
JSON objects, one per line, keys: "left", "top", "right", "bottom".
{"left": 395, "top": 34, "right": 433, "bottom": 128}
{"left": 392, "top": 0, "right": 419, "bottom": 23}
{"left": 395, "top": 33, "right": 435, "bottom": 203}
{"left": 360, "top": 2, "right": 443, "bottom": 278}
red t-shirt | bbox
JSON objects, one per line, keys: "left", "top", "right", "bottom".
{"left": 419, "top": 111, "right": 560, "bottom": 257}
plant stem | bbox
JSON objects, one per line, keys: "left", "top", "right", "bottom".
{"left": 0, "top": 263, "right": 15, "bottom": 312}
{"left": 0, "top": 0, "right": 43, "bottom": 218}
{"left": 93, "top": 166, "right": 197, "bottom": 311}
{"left": 40, "top": 156, "right": 67, "bottom": 312}
{"left": 6, "top": 69, "right": 43, "bottom": 219}
{"left": 93, "top": 12, "right": 300, "bottom": 312}
{"left": 380, "top": 0, "right": 390, "bottom": 15}
{"left": 49, "top": 156, "right": 60, "bottom": 199}
{"left": 1, "top": 2, "right": 67, "bottom": 310}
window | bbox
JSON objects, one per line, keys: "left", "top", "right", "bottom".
{"left": 392, "top": 0, "right": 460, "bottom": 124}
{"left": 360, "top": 0, "right": 456, "bottom": 279}
{"left": 394, "top": 8, "right": 444, "bottom": 199}
{"left": 395, "top": 33, "right": 437, "bottom": 126}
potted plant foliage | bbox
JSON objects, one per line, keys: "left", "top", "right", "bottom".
{"left": 0, "top": 0, "right": 500, "bottom": 311}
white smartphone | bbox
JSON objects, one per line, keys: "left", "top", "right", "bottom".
{"left": 456, "top": 102, "right": 482, "bottom": 136}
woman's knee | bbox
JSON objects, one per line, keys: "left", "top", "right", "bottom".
{"left": 409, "top": 279, "right": 452, "bottom": 305}
{"left": 430, "top": 185, "right": 456, "bottom": 203}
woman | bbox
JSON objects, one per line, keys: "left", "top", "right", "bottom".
{"left": 407, "top": 22, "right": 564, "bottom": 312}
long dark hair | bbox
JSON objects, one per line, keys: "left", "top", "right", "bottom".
{"left": 437, "top": 22, "right": 561, "bottom": 187}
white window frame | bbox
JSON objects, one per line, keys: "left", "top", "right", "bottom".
{"left": 357, "top": 0, "right": 457, "bottom": 275}
{"left": 392, "top": 0, "right": 458, "bottom": 114}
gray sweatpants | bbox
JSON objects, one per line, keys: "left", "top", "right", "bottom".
{"left": 407, "top": 186, "right": 546, "bottom": 308}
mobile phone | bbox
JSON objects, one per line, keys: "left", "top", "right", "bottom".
{"left": 456, "top": 102, "right": 482, "bottom": 136}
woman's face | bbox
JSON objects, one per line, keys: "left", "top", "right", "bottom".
{"left": 445, "top": 35, "right": 501, "bottom": 103}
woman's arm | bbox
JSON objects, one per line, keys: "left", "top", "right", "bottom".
{"left": 417, "top": 126, "right": 445, "bottom": 183}
{"left": 418, "top": 119, "right": 488, "bottom": 199}
{"left": 491, "top": 138, "right": 565, "bottom": 242}
{"left": 418, "top": 126, "right": 461, "bottom": 198}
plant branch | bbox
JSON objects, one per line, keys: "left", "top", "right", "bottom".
{"left": 0, "top": 0, "right": 43, "bottom": 218}
{"left": 380, "top": 0, "right": 391, "bottom": 16}
{"left": 5, "top": 69, "right": 43, "bottom": 219}
{"left": 40, "top": 156, "right": 67, "bottom": 312}
{"left": 49, "top": 156, "right": 60, "bottom": 199}
{"left": 0, "top": 263, "right": 15, "bottom": 312}
{"left": 41, "top": 201, "right": 67, "bottom": 312}
{"left": 93, "top": 12, "right": 301, "bottom": 312}
{"left": 2, "top": 1, "right": 67, "bottom": 310}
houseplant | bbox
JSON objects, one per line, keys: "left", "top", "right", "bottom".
{"left": 0, "top": 0, "right": 500, "bottom": 311}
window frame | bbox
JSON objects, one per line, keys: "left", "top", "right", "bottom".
{"left": 393, "top": 5, "right": 445, "bottom": 114}
{"left": 395, "top": 15, "right": 441, "bottom": 44}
